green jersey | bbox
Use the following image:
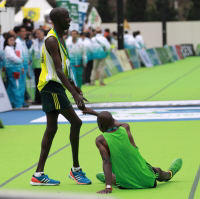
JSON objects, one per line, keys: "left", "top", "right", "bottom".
{"left": 102, "top": 126, "right": 156, "bottom": 189}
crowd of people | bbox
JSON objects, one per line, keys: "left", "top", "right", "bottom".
{"left": 0, "top": 18, "right": 145, "bottom": 109}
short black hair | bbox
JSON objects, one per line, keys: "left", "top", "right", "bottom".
{"left": 18, "top": 25, "right": 26, "bottom": 32}
{"left": 105, "top": 28, "right": 110, "bottom": 33}
{"left": 14, "top": 26, "right": 20, "bottom": 33}
{"left": 85, "top": 32, "right": 90, "bottom": 38}
{"left": 124, "top": 30, "right": 128, "bottom": 34}
{"left": 80, "top": 32, "right": 85, "bottom": 37}
{"left": 112, "top": 31, "right": 117, "bottom": 36}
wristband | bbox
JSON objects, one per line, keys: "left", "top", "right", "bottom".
{"left": 106, "top": 185, "right": 113, "bottom": 190}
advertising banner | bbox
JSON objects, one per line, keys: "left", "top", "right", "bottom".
{"left": 164, "top": 45, "right": 174, "bottom": 62}
{"left": 87, "top": 7, "right": 102, "bottom": 28}
{"left": 78, "top": 1, "right": 89, "bottom": 32}
{"left": 196, "top": 44, "right": 200, "bottom": 56}
{"left": 110, "top": 51, "right": 124, "bottom": 72}
{"left": 115, "top": 50, "right": 133, "bottom": 71}
{"left": 22, "top": 7, "right": 40, "bottom": 22}
{"left": 125, "top": 48, "right": 140, "bottom": 69}
{"left": 175, "top": 45, "right": 184, "bottom": 59}
{"left": 138, "top": 49, "right": 153, "bottom": 67}
{"left": 169, "top": 46, "right": 179, "bottom": 61}
{"left": 105, "top": 53, "right": 119, "bottom": 77}
{"left": 56, "top": 0, "right": 79, "bottom": 31}
{"left": 155, "top": 47, "right": 170, "bottom": 64}
{"left": 146, "top": 48, "right": 161, "bottom": 66}
{"left": 0, "top": 75, "right": 12, "bottom": 113}
{"left": 181, "top": 44, "right": 195, "bottom": 57}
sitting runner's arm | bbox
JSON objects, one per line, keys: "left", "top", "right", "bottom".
{"left": 82, "top": 108, "right": 99, "bottom": 116}
{"left": 45, "top": 37, "right": 85, "bottom": 110}
{"left": 96, "top": 135, "right": 112, "bottom": 194}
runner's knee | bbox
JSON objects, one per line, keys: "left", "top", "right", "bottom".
{"left": 71, "top": 118, "right": 82, "bottom": 129}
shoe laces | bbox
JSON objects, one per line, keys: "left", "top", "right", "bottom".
{"left": 78, "top": 170, "right": 87, "bottom": 178}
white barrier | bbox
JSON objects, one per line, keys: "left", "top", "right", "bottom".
{"left": 0, "top": 75, "right": 12, "bottom": 113}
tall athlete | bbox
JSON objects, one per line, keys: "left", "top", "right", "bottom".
{"left": 30, "top": 8, "right": 91, "bottom": 186}
{"left": 83, "top": 108, "right": 182, "bottom": 194}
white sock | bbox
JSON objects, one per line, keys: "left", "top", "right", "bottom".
{"left": 72, "top": 167, "right": 81, "bottom": 172}
{"left": 34, "top": 172, "right": 44, "bottom": 177}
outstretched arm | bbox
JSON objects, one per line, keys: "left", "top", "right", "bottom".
{"left": 96, "top": 135, "right": 112, "bottom": 194}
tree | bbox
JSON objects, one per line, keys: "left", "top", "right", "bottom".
{"left": 125, "top": 0, "right": 147, "bottom": 22}
{"left": 146, "top": 0, "right": 178, "bottom": 21}
{"left": 96, "top": 0, "right": 114, "bottom": 23}
{"left": 187, "top": 0, "right": 200, "bottom": 20}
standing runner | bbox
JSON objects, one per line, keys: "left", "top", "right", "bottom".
{"left": 30, "top": 8, "right": 91, "bottom": 186}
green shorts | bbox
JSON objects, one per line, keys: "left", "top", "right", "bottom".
{"left": 40, "top": 81, "right": 72, "bottom": 113}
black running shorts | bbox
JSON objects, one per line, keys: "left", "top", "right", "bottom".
{"left": 40, "top": 81, "right": 72, "bottom": 113}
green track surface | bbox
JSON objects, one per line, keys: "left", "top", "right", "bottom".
{"left": 1, "top": 121, "right": 200, "bottom": 199}
{"left": 65, "top": 57, "right": 200, "bottom": 103}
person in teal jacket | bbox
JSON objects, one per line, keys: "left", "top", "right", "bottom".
{"left": 4, "top": 35, "right": 24, "bottom": 108}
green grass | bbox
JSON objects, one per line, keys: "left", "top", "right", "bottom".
{"left": 1, "top": 121, "right": 200, "bottom": 199}
{"left": 66, "top": 57, "right": 200, "bottom": 103}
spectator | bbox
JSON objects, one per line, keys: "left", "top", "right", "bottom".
{"left": 111, "top": 31, "right": 118, "bottom": 49}
{"left": 15, "top": 25, "right": 29, "bottom": 107}
{"left": 8, "top": 30, "right": 16, "bottom": 37}
{"left": 124, "top": 31, "right": 140, "bottom": 49}
{"left": 91, "top": 29, "right": 96, "bottom": 37}
{"left": 90, "top": 28, "right": 110, "bottom": 86}
{"left": 30, "top": 28, "right": 45, "bottom": 104}
{"left": 22, "top": 18, "right": 34, "bottom": 32}
{"left": 0, "top": 25, "right": 5, "bottom": 73}
{"left": 4, "top": 35, "right": 23, "bottom": 108}
{"left": 104, "top": 28, "right": 111, "bottom": 43}
{"left": 81, "top": 32, "right": 93, "bottom": 85}
{"left": 66, "top": 30, "right": 87, "bottom": 88}
{"left": 135, "top": 31, "right": 146, "bottom": 49}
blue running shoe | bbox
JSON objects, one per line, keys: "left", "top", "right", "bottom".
{"left": 30, "top": 174, "right": 60, "bottom": 186}
{"left": 68, "top": 168, "right": 92, "bottom": 185}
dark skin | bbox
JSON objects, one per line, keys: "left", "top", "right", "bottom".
{"left": 83, "top": 108, "right": 171, "bottom": 194}
{"left": 36, "top": 8, "right": 89, "bottom": 172}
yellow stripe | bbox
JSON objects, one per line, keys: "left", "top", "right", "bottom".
{"left": 55, "top": 94, "right": 59, "bottom": 109}
{"left": 55, "top": 94, "right": 60, "bottom": 109}
{"left": 52, "top": 94, "right": 58, "bottom": 109}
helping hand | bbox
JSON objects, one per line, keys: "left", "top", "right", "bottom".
{"left": 72, "top": 93, "right": 86, "bottom": 111}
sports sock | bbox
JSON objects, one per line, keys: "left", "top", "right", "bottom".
{"left": 34, "top": 172, "right": 44, "bottom": 177}
{"left": 168, "top": 170, "right": 173, "bottom": 179}
{"left": 72, "top": 167, "right": 81, "bottom": 172}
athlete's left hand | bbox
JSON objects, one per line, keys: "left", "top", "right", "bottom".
{"left": 96, "top": 188, "right": 112, "bottom": 194}
{"left": 72, "top": 84, "right": 89, "bottom": 102}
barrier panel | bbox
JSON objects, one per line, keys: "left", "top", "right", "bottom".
{"left": 138, "top": 49, "right": 153, "bottom": 67}
{"left": 146, "top": 48, "right": 161, "bottom": 66}
{"left": 155, "top": 47, "right": 170, "bottom": 64}
{"left": 175, "top": 45, "right": 184, "bottom": 59}
{"left": 169, "top": 46, "right": 179, "bottom": 61}
{"left": 181, "top": 44, "right": 195, "bottom": 57}
{"left": 0, "top": 75, "right": 12, "bottom": 113}
{"left": 115, "top": 50, "right": 133, "bottom": 71}
{"left": 125, "top": 48, "right": 141, "bottom": 69}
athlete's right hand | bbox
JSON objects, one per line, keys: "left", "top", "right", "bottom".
{"left": 72, "top": 93, "right": 86, "bottom": 111}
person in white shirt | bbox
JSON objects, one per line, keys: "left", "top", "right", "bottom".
{"left": 66, "top": 30, "right": 87, "bottom": 88}
{"left": 135, "top": 31, "right": 146, "bottom": 49}
{"left": 80, "top": 32, "right": 93, "bottom": 85}
{"left": 91, "top": 28, "right": 110, "bottom": 86}
{"left": 124, "top": 31, "right": 140, "bottom": 49}
{"left": 0, "top": 25, "right": 5, "bottom": 75}
{"left": 15, "top": 25, "right": 29, "bottom": 107}
{"left": 4, "top": 35, "right": 24, "bottom": 108}
{"left": 30, "top": 29, "right": 45, "bottom": 104}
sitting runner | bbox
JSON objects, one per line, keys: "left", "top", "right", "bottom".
{"left": 83, "top": 108, "right": 182, "bottom": 194}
